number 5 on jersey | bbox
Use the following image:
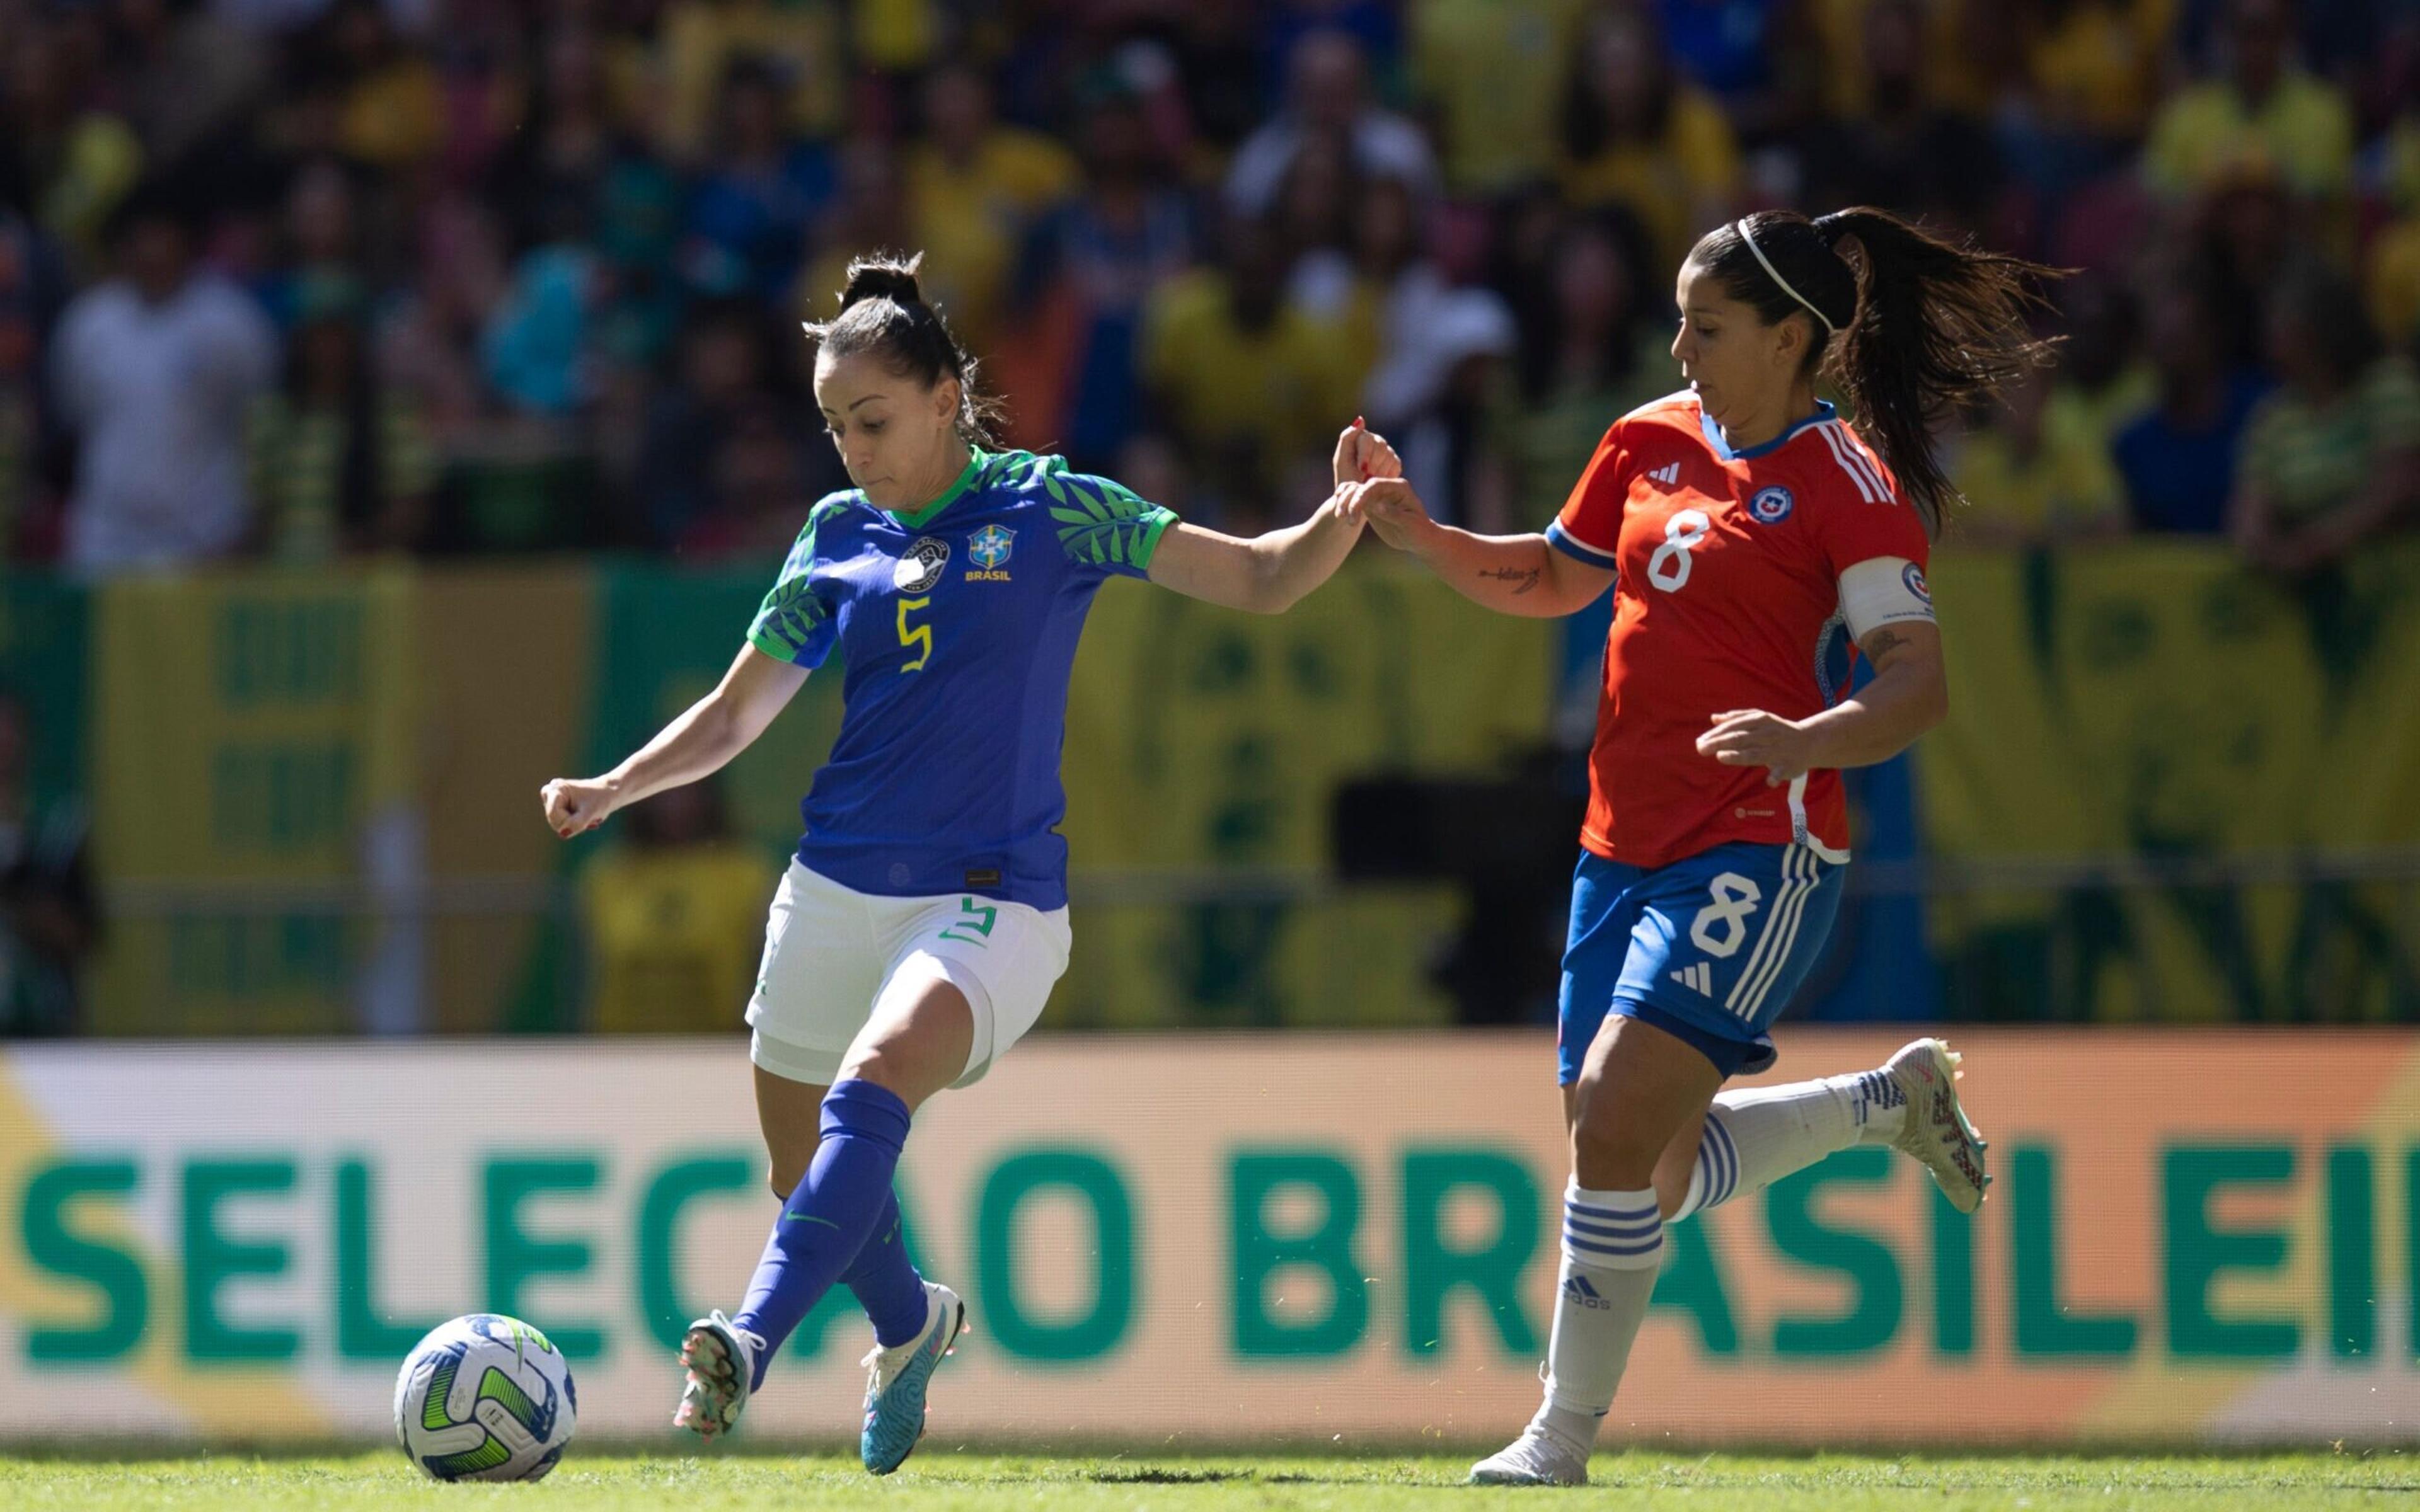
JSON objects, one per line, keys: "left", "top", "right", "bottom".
{"left": 1648, "top": 508, "right": 1711, "bottom": 592}
{"left": 897, "top": 597, "right": 932, "bottom": 672}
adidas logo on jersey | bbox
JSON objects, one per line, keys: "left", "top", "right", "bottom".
{"left": 1669, "top": 961, "right": 1712, "bottom": 996}
{"left": 1647, "top": 462, "right": 1682, "bottom": 488}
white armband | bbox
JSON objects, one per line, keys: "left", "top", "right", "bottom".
{"left": 1838, "top": 556, "right": 1935, "bottom": 642}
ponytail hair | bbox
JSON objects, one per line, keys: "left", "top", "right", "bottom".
{"left": 803, "top": 251, "right": 1003, "bottom": 445}
{"left": 1689, "top": 209, "right": 2062, "bottom": 537}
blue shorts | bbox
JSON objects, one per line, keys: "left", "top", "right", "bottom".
{"left": 1557, "top": 841, "right": 1845, "bottom": 1082}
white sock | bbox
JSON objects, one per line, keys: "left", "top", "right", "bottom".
{"left": 1669, "top": 1068, "right": 1908, "bottom": 1222}
{"left": 1535, "top": 1184, "right": 1662, "bottom": 1449}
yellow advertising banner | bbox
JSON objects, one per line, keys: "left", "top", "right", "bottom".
{"left": 1, "top": 1031, "right": 2411, "bottom": 1446}
{"left": 1920, "top": 543, "right": 2420, "bottom": 1023}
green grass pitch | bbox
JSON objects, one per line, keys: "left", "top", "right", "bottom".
{"left": 3, "top": 1449, "right": 2412, "bottom": 1510}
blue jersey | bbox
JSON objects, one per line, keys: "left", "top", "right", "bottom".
{"left": 746, "top": 447, "right": 1175, "bottom": 910}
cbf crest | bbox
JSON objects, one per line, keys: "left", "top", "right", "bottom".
{"left": 894, "top": 536, "right": 950, "bottom": 593}
{"left": 966, "top": 523, "right": 1014, "bottom": 580}
{"left": 1748, "top": 485, "right": 1795, "bottom": 525}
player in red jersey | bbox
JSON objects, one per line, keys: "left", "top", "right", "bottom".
{"left": 1346, "top": 207, "right": 2056, "bottom": 1484}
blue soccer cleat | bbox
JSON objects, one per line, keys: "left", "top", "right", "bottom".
{"left": 859, "top": 1281, "right": 965, "bottom": 1475}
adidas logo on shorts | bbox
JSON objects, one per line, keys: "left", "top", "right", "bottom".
{"left": 1669, "top": 961, "right": 1712, "bottom": 995}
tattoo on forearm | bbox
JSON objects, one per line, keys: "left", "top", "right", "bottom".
{"left": 1862, "top": 628, "right": 1908, "bottom": 662}
{"left": 1480, "top": 566, "right": 1541, "bottom": 595}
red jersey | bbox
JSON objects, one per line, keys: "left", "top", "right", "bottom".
{"left": 1548, "top": 392, "right": 1930, "bottom": 871}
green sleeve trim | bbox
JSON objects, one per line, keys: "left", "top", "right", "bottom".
{"left": 746, "top": 627, "right": 800, "bottom": 663}
{"left": 1129, "top": 505, "right": 1177, "bottom": 572}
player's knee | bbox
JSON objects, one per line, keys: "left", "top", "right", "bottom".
{"left": 1568, "top": 1086, "right": 1664, "bottom": 1188}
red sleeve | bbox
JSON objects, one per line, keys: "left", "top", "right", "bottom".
{"left": 1546, "top": 421, "right": 1629, "bottom": 566}
{"left": 1810, "top": 430, "right": 1929, "bottom": 575}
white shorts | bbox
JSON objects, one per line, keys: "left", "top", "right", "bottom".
{"left": 746, "top": 860, "right": 1071, "bottom": 1090}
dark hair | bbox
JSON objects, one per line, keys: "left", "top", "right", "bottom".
{"left": 1687, "top": 208, "right": 2062, "bottom": 537}
{"left": 2274, "top": 265, "right": 2382, "bottom": 386}
{"left": 802, "top": 252, "right": 1000, "bottom": 444}
{"left": 1516, "top": 207, "right": 1654, "bottom": 403}
{"left": 1560, "top": 8, "right": 1675, "bottom": 160}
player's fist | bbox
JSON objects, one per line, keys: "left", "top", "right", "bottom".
{"left": 1333, "top": 416, "right": 1404, "bottom": 489}
{"left": 541, "top": 776, "right": 619, "bottom": 838}
{"left": 1342, "top": 476, "right": 1433, "bottom": 553}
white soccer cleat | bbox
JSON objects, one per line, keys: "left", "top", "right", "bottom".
{"left": 1885, "top": 1037, "right": 1991, "bottom": 1214}
{"left": 1468, "top": 1424, "right": 1590, "bottom": 1486}
{"left": 674, "top": 1310, "right": 763, "bottom": 1441}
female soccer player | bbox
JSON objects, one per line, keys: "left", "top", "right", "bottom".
{"left": 1345, "top": 208, "right": 2053, "bottom": 1485}
{"left": 539, "top": 254, "right": 1395, "bottom": 1471}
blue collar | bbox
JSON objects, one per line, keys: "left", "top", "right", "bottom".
{"left": 1699, "top": 399, "right": 1836, "bottom": 461}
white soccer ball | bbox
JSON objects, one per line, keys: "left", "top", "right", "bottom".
{"left": 394, "top": 1314, "right": 578, "bottom": 1482}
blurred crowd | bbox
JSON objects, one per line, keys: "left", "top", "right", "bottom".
{"left": 0, "top": 0, "right": 2415, "bottom": 579}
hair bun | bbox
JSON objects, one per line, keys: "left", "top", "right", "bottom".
{"left": 1811, "top": 212, "right": 1853, "bottom": 247}
{"left": 839, "top": 253, "right": 926, "bottom": 312}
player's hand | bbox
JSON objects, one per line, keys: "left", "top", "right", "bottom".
{"left": 1333, "top": 416, "right": 1404, "bottom": 489}
{"left": 1339, "top": 476, "right": 1433, "bottom": 553}
{"left": 541, "top": 776, "right": 619, "bottom": 838}
{"left": 1695, "top": 709, "right": 1815, "bottom": 786}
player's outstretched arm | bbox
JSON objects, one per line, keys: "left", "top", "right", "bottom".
{"left": 1146, "top": 486, "right": 1369, "bottom": 614}
{"left": 1142, "top": 420, "right": 1403, "bottom": 614}
{"left": 1695, "top": 622, "right": 1949, "bottom": 786}
{"left": 1343, "top": 478, "right": 1613, "bottom": 618}
{"left": 539, "top": 643, "right": 809, "bottom": 837}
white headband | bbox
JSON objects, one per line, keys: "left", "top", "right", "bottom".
{"left": 1736, "top": 220, "right": 1835, "bottom": 334}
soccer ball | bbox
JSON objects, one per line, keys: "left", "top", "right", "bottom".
{"left": 394, "top": 1314, "right": 577, "bottom": 1482}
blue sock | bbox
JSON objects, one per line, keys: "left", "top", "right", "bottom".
{"left": 735, "top": 1079, "right": 911, "bottom": 1389}
{"left": 840, "top": 1187, "right": 930, "bottom": 1349}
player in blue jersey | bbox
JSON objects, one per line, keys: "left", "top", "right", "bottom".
{"left": 539, "top": 253, "right": 1397, "bottom": 1470}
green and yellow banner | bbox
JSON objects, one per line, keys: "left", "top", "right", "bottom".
{"left": 2, "top": 1032, "right": 2413, "bottom": 1445}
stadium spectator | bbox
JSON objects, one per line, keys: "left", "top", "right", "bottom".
{"left": 49, "top": 185, "right": 277, "bottom": 571}
{"left": 3, "top": 19, "right": 145, "bottom": 273}
{"left": 2143, "top": 0, "right": 2356, "bottom": 203}
{"left": 658, "top": 0, "right": 847, "bottom": 165}
{"left": 248, "top": 272, "right": 435, "bottom": 561}
{"left": 903, "top": 62, "right": 1081, "bottom": 353}
{"left": 2230, "top": 266, "right": 2420, "bottom": 572}
{"left": 1798, "top": 0, "right": 2003, "bottom": 236}
{"left": 107, "top": 0, "right": 268, "bottom": 173}
{"left": 1003, "top": 79, "right": 1198, "bottom": 471}
{"left": 1224, "top": 30, "right": 1439, "bottom": 220}
{"left": 575, "top": 777, "right": 768, "bottom": 1036}
{"left": 680, "top": 54, "right": 836, "bottom": 305}
{"left": 318, "top": 0, "right": 442, "bottom": 173}
{"left": 1409, "top": 0, "right": 1586, "bottom": 196}
{"left": 1487, "top": 209, "right": 1671, "bottom": 525}
{"left": 1347, "top": 176, "right": 1518, "bottom": 529}
{"left": 1942, "top": 362, "right": 2129, "bottom": 544}
{"left": 1141, "top": 214, "right": 1363, "bottom": 529}
{"left": 2112, "top": 274, "right": 2274, "bottom": 533}
{"left": 0, "top": 691, "right": 95, "bottom": 1038}
{"left": 1557, "top": 4, "right": 1742, "bottom": 275}
{"left": 636, "top": 299, "right": 790, "bottom": 549}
